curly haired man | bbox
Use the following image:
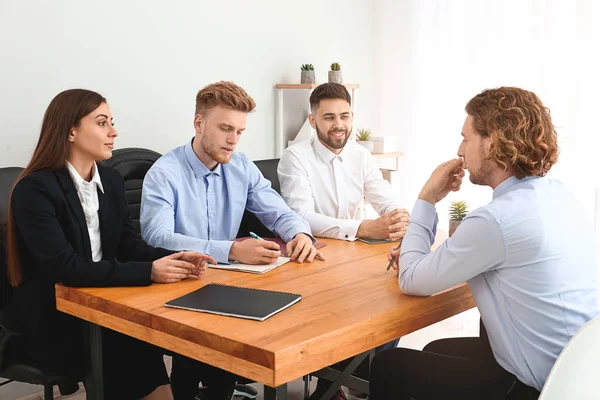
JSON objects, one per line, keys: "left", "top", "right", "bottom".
{"left": 373, "top": 87, "right": 599, "bottom": 400}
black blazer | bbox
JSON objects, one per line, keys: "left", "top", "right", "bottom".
{"left": 7, "top": 165, "right": 172, "bottom": 369}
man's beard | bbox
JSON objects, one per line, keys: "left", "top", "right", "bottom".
{"left": 315, "top": 122, "right": 351, "bottom": 150}
{"left": 201, "top": 134, "right": 232, "bottom": 164}
{"left": 469, "top": 147, "right": 494, "bottom": 185}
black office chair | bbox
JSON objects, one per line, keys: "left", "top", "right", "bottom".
{"left": 0, "top": 166, "right": 78, "bottom": 399}
{"left": 237, "top": 158, "right": 281, "bottom": 239}
{"left": 101, "top": 147, "right": 162, "bottom": 234}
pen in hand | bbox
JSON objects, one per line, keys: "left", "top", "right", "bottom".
{"left": 386, "top": 241, "right": 402, "bottom": 271}
{"left": 249, "top": 231, "right": 264, "bottom": 241}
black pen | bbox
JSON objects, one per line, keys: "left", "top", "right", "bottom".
{"left": 386, "top": 241, "right": 402, "bottom": 271}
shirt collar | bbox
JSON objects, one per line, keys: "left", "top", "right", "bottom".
{"left": 184, "top": 139, "right": 222, "bottom": 177}
{"left": 492, "top": 175, "right": 537, "bottom": 199}
{"left": 311, "top": 135, "right": 349, "bottom": 164}
{"left": 66, "top": 161, "right": 104, "bottom": 193}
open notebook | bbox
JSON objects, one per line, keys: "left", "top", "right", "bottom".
{"left": 209, "top": 257, "right": 291, "bottom": 274}
{"left": 165, "top": 283, "right": 302, "bottom": 321}
{"left": 208, "top": 237, "right": 326, "bottom": 274}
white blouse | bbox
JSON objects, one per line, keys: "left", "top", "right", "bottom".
{"left": 66, "top": 161, "right": 104, "bottom": 262}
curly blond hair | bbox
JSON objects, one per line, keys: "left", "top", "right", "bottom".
{"left": 465, "top": 87, "right": 559, "bottom": 179}
{"left": 195, "top": 81, "right": 256, "bottom": 116}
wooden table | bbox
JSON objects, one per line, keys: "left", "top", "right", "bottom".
{"left": 56, "top": 238, "right": 474, "bottom": 399}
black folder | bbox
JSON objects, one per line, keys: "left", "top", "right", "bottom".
{"left": 165, "top": 283, "right": 302, "bottom": 321}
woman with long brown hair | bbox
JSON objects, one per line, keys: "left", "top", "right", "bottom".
{"left": 4, "top": 89, "right": 216, "bottom": 399}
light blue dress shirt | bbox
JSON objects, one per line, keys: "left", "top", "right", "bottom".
{"left": 140, "top": 140, "right": 312, "bottom": 264}
{"left": 400, "top": 176, "right": 598, "bottom": 390}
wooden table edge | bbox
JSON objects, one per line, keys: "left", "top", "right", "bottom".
{"left": 55, "top": 291, "right": 279, "bottom": 386}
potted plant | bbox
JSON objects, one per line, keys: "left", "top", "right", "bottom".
{"left": 300, "top": 64, "right": 315, "bottom": 84}
{"left": 448, "top": 200, "right": 468, "bottom": 237}
{"left": 356, "top": 128, "right": 374, "bottom": 152}
{"left": 328, "top": 62, "right": 342, "bottom": 84}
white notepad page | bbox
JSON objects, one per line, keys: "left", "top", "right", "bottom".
{"left": 208, "top": 257, "right": 291, "bottom": 274}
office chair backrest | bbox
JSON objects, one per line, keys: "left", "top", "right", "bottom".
{"left": 538, "top": 316, "right": 600, "bottom": 399}
{"left": 0, "top": 167, "right": 23, "bottom": 223}
{"left": 254, "top": 158, "right": 281, "bottom": 195}
{"left": 237, "top": 158, "right": 281, "bottom": 238}
{"left": 101, "top": 148, "right": 162, "bottom": 234}
{"left": 0, "top": 167, "right": 24, "bottom": 311}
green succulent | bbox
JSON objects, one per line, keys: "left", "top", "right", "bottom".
{"left": 330, "top": 62, "right": 341, "bottom": 71}
{"left": 449, "top": 201, "right": 469, "bottom": 221}
{"left": 356, "top": 128, "right": 372, "bottom": 141}
{"left": 301, "top": 64, "right": 315, "bottom": 71}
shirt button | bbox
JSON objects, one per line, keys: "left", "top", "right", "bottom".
{"left": 210, "top": 214, "right": 214, "bottom": 218}
{"left": 208, "top": 190, "right": 212, "bottom": 194}
{"left": 345, "top": 235, "right": 348, "bottom": 238}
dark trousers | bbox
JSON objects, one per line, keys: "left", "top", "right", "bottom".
{"left": 171, "top": 353, "right": 238, "bottom": 400}
{"left": 369, "top": 321, "right": 540, "bottom": 400}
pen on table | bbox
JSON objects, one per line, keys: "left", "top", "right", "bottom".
{"left": 386, "top": 241, "right": 402, "bottom": 271}
{"left": 249, "top": 231, "right": 263, "bottom": 240}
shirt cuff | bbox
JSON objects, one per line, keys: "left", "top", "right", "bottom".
{"left": 339, "top": 219, "right": 362, "bottom": 241}
{"left": 206, "top": 240, "right": 234, "bottom": 264}
{"left": 299, "top": 232, "right": 317, "bottom": 244}
{"left": 278, "top": 221, "right": 313, "bottom": 243}
{"left": 411, "top": 199, "right": 439, "bottom": 231}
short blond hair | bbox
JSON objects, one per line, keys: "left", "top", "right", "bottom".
{"left": 195, "top": 81, "right": 256, "bottom": 116}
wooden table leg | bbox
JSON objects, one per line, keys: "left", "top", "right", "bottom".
{"left": 264, "top": 383, "right": 288, "bottom": 400}
{"left": 84, "top": 322, "right": 104, "bottom": 400}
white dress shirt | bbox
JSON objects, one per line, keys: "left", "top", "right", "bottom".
{"left": 66, "top": 161, "right": 104, "bottom": 262}
{"left": 278, "top": 135, "right": 403, "bottom": 241}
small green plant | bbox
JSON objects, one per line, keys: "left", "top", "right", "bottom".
{"left": 356, "top": 128, "right": 372, "bottom": 141}
{"left": 449, "top": 201, "right": 468, "bottom": 221}
{"left": 301, "top": 64, "right": 314, "bottom": 71}
{"left": 330, "top": 62, "right": 341, "bottom": 71}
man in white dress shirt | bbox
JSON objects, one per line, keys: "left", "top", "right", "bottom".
{"left": 278, "top": 83, "right": 409, "bottom": 242}
{"left": 278, "top": 83, "right": 408, "bottom": 399}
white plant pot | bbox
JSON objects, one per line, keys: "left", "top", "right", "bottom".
{"left": 357, "top": 140, "right": 374, "bottom": 152}
{"left": 449, "top": 220, "right": 461, "bottom": 237}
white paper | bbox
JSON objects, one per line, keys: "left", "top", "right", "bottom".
{"left": 208, "top": 257, "right": 291, "bottom": 274}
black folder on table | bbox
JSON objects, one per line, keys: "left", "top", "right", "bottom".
{"left": 165, "top": 283, "right": 302, "bottom": 321}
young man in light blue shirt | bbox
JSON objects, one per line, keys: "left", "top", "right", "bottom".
{"left": 371, "top": 87, "right": 598, "bottom": 400}
{"left": 141, "top": 81, "right": 324, "bottom": 400}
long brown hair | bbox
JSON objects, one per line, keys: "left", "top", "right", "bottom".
{"left": 5, "top": 89, "right": 106, "bottom": 286}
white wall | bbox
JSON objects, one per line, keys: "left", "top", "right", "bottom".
{"left": 371, "top": 0, "right": 600, "bottom": 222}
{"left": 0, "top": 0, "right": 374, "bottom": 167}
